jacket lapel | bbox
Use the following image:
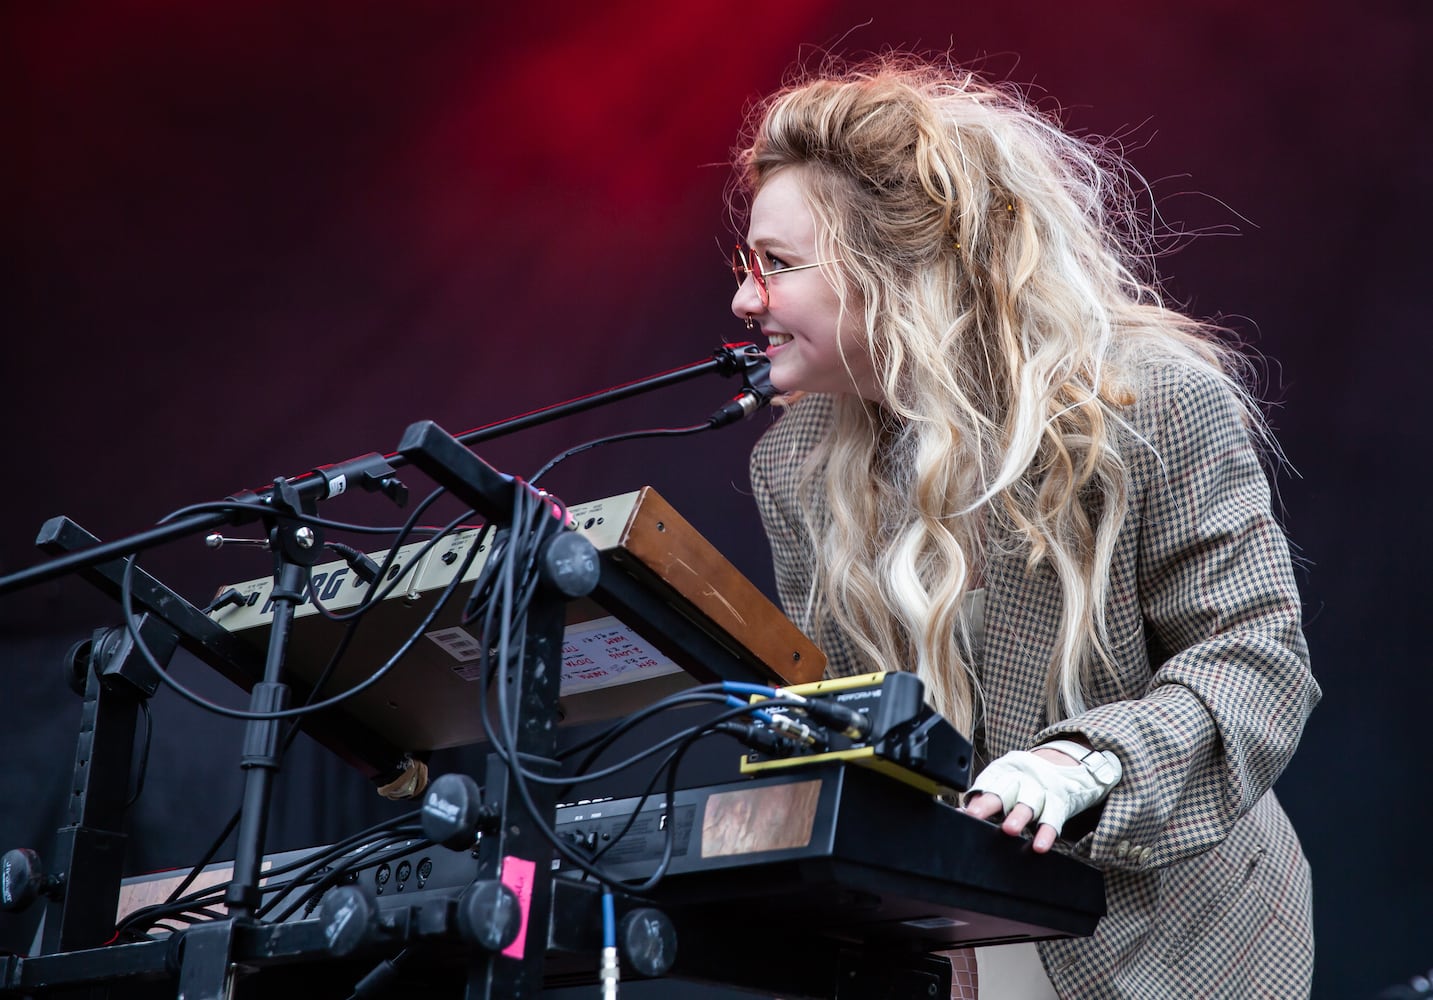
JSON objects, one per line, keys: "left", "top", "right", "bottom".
{"left": 980, "top": 515, "right": 1062, "bottom": 758}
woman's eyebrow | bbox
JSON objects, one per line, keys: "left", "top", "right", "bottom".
{"left": 749, "top": 236, "right": 802, "bottom": 255}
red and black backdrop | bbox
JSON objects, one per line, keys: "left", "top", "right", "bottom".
{"left": 4, "top": 4, "right": 1429, "bottom": 997}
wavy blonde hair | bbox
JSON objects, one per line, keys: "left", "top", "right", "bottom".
{"left": 734, "top": 56, "right": 1255, "bottom": 734}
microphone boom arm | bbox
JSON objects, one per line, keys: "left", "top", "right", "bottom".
{"left": 0, "top": 343, "right": 770, "bottom": 598}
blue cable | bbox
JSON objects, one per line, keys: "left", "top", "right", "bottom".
{"left": 599, "top": 888, "right": 620, "bottom": 998}
{"left": 721, "top": 681, "right": 782, "bottom": 699}
{"left": 724, "top": 694, "right": 776, "bottom": 724}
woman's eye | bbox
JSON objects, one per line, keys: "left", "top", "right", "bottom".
{"left": 765, "top": 253, "right": 789, "bottom": 271}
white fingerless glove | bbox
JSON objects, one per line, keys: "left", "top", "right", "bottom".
{"left": 964, "top": 739, "right": 1122, "bottom": 835}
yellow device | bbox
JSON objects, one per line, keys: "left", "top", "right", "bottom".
{"left": 737, "top": 671, "right": 973, "bottom": 797}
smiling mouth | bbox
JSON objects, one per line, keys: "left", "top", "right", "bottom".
{"left": 766, "top": 333, "right": 792, "bottom": 348}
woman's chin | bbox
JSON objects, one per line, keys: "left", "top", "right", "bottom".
{"left": 767, "top": 359, "right": 802, "bottom": 394}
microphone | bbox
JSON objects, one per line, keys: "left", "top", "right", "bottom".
{"left": 707, "top": 350, "right": 776, "bottom": 428}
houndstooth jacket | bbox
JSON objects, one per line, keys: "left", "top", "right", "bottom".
{"left": 748, "top": 365, "right": 1321, "bottom": 999}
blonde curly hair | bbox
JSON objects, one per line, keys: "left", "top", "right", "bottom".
{"left": 734, "top": 55, "right": 1256, "bottom": 733}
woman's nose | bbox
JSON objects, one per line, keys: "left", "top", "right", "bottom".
{"left": 731, "top": 273, "right": 764, "bottom": 323}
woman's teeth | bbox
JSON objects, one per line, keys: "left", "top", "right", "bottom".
{"left": 767, "top": 333, "right": 792, "bottom": 347}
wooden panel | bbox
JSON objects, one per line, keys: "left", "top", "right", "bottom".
{"left": 613, "top": 487, "right": 825, "bottom": 686}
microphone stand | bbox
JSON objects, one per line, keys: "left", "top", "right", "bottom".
{"left": 0, "top": 342, "right": 771, "bottom": 599}
{"left": 455, "top": 340, "right": 770, "bottom": 443}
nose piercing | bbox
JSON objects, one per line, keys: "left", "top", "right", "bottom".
{"left": 744, "top": 314, "right": 755, "bottom": 330}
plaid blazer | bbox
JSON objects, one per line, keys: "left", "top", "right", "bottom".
{"left": 748, "top": 366, "right": 1321, "bottom": 999}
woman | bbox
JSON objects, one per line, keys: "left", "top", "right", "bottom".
{"left": 730, "top": 57, "right": 1320, "bottom": 999}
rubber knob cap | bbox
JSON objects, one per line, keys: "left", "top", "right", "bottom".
{"left": 320, "top": 884, "right": 376, "bottom": 957}
{"left": 421, "top": 773, "right": 485, "bottom": 850}
{"left": 620, "top": 907, "right": 678, "bottom": 977}
{"left": 1, "top": 848, "right": 44, "bottom": 912}
{"left": 456, "top": 880, "right": 521, "bottom": 952}
{"left": 540, "top": 532, "right": 600, "bottom": 599}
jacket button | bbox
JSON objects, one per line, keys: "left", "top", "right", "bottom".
{"left": 1116, "top": 840, "right": 1130, "bottom": 859}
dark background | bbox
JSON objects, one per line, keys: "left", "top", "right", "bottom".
{"left": 3, "top": 3, "right": 1430, "bottom": 997}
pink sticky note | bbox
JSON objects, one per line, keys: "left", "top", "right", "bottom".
{"left": 499, "top": 855, "right": 536, "bottom": 959}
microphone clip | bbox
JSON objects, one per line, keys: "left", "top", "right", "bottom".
{"left": 707, "top": 343, "right": 776, "bottom": 428}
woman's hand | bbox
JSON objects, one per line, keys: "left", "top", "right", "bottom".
{"left": 960, "top": 740, "right": 1122, "bottom": 854}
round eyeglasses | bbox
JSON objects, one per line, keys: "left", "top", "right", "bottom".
{"left": 731, "top": 244, "right": 841, "bottom": 309}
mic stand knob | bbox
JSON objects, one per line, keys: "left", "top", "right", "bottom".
{"left": 456, "top": 881, "right": 521, "bottom": 953}
{"left": 0, "top": 848, "right": 65, "bottom": 912}
{"left": 319, "top": 884, "right": 379, "bottom": 958}
{"left": 619, "top": 907, "right": 678, "bottom": 978}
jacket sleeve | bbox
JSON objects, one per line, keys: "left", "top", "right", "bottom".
{"left": 1036, "top": 368, "right": 1320, "bottom": 870}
